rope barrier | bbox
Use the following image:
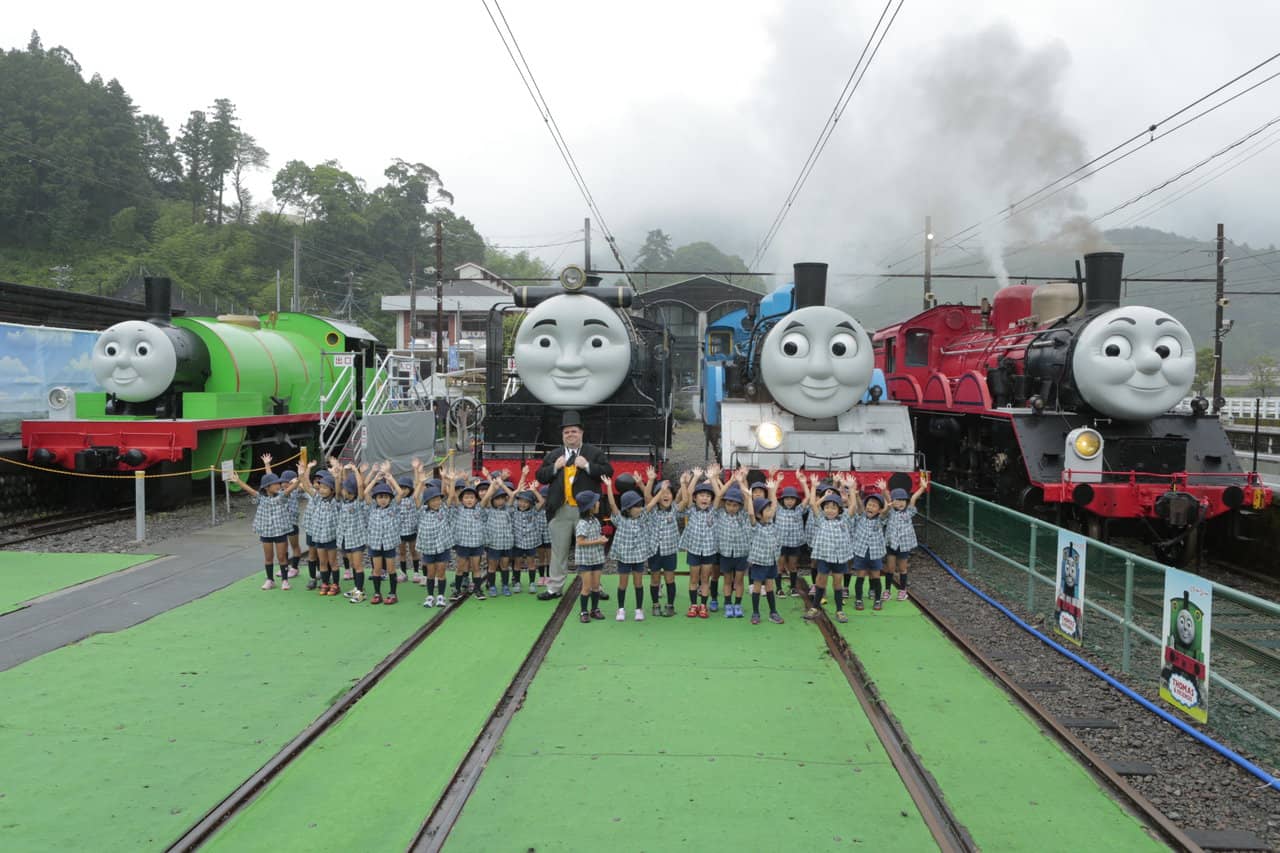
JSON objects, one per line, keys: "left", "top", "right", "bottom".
{"left": 0, "top": 450, "right": 304, "bottom": 480}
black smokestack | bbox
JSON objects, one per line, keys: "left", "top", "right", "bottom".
{"left": 1083, "top": 252, "right": 1123, "bottom": 313}
{"left": 144, "top": 276, "right": 173, "bottom": 325}
{"left": 793, "top": 262, "right": 828, "bottom": 309}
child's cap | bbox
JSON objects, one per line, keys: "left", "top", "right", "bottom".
{"left": 504, "top": 480, "right": 516, "bottom": 491}
{"left": 426, "top": 478, "right": 441, "bottom": 490}
{"left": 779, "top": 486, "right": 800, "bottom": 500}
{"left": 315, "top": 471, "right": 335, "bottom": 489}
{"left": 890, "top": 487, "right": 910, "bottom": 501}
{"left": 516, "top": 489, "right": 537, "bottom": 503}
{"left": 398, "top": 475, "right": 414, "bottom": 489}
{"left": 279, "top": 470, "right": 297, "bottom": 482}
{"left": 820, "top": 493, "right": 844, "bottom": 508}
{"left": 260, "top": 472, "right": 280, "bottom": 488}
{"left": 422, "top": 486, "right": 443, "bottom": 502}
{"left": 722, "top": 485, "right": 744, "bottom": 505}
{"left": 454, "top": 477, "right": 469, "bottom": 489}
{"left": 575, "top": 490, "right": 600, "bottom": 511}
{"left": 817, "top": 479, "right": 834, "bottom": 492}
{"left": 692, "top": 481, "right": 716, "bottom": 496}
{"left": 342, "top": 475, "right": 358, "bottom": 494}
{"left": 620, "top": 491, "right": 644, "bottom": 511}
{"left": 476, "top": 480, "right": 490, "bottom": 491}
{"left": 491, "top": 488, "right": 509, "bottom": 501}
{"left": 750, "top": 482, "right": 767, "bottom": 494}
{"left": 752, "top": 497, "right": 770, "bottom": 515}
{"left": 864, "top": 493, "right": 885, "bottom": 508}
{"left": 459, "top": 484, "right": 478, "bottom": 497}
{"left": 372, "top": 482, "right": 395, "bottom": 497}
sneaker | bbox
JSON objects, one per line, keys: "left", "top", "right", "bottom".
{"left": 397, "top": 571, "right": 407, "bottom": 583}
{"left": 661, "top": 604, "right": 675, "bottom": 618}
{"left": 898, "top": 589, "right": 908, "bottom": 601}
{"left": 789, "top": 588, "right": 801, "bottom": 597}
{"left": 590, "top": 608, "right": 606, "bottom": 621}
{"left": 281, "top": 579, "right": 291, "bottom": 591}
{"left": 616, "top": 607, "right": 627, "bottom": 621}
{"left": 686, "top": 604, "right": 700, "bottom": 618}
{"left": 370, "top": 594, "right": 383, "bottom": 605}
{"left": 325, "top": 584, "right": 340, "bottom": 596}
{"left": 423, "top": 596, "right": 434, "bottom": 608}
{"left": 343, "top": 587, "right": 358, "bottom": 599}
{"left": 724, "top": 604, "right": 734, "bottom": 619}
{"left": 634, "top": 608, "right": 645, "bottom": 621}
{"left": 385, "top": 594, "right": 398, "bottom": 605}
{"left": 287, "top": 567, "right": 299, "bottom": 578}
{"left": 836, "top": 610, "right": 849, "bottom": 623}
{"left": 855, "top": 599, "right": 865, "bottom": 611}
{"left": 261, "top": 579, "right": 275, "bottom": 590}
{"left": 580, "top": 611, "right": 591, "bottom": 623}
{"left": 596, "top": 589, "right": 610, "bottom": 601}
{"left": 502, "top": 585, "right": 512, "bottom": 596}
{"left": 512, "top": 581, "right": 522, "bottom": 593}
{"left": 349, "top": 589, "right": 364, "bottom": 604}
{"left": 488, "top": 585, "right": 498, "bottom": 597}
{"left": 450, "top": 589, "right": 464, "bottom": 602}
{"left": 708, "top": 599, "right": 719, "bottom": 613}
{"left": 820, "top": 596, "right": 828, "bottom": 606}
{"left": 751, "top": 612, "right": 761, "bottom": 625}
{"left": 735, "top": 604, "right": 745, "bottom": 618}
{"left": 804, "top": 607, "right": 819, "bottom": 621}
{"left": 306, "top": 578, "right": 318, "bottom": 590}
{"left": 873, "top": 599, "right": 883, "bottom": 612}
{"left": 769, "top": 612, "right": 785, "bottom": 624}
{"left": 528, "top": 584, "right": 538, "bottom": 594}
{"left": 343, "top": 569, "right": 353, "bottom": 581}
{"left": 474, "top": 587, "right": 487, "bottom": 601}
{"left": 436, "top": 594, "right": 447, "bottom": 607}
{"left": 881, "top": 589, "right": 892, "bottom": 601}
{"left": 697, "top": 604, "right": 709, "bottom": 619}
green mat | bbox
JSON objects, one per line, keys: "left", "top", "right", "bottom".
{"left": 0, "top": 551, "right": 156, "bottom": 614}
{"left": 0, "top": 575, "right": 455, "bottom": 851}
{"left": 444, "top": 595, "right": 937, "bottom": 852}
{"left": 834, "top": 598, "right": 1165, "bottom": 852}
{"left": 205, "top": 595, "right": 554, "bottom": 852}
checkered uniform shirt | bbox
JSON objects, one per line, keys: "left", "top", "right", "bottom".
{"left": 885, "top": 506, "right": 918, "bottom": 550}
{"left": 804, "top": 511, "right": 819, "bottom": 546}
{"left": 714, "top": 509, "right": 751, "bottom": 558}
{"left": 303, "top": 494, "right": 339, "bottom": 541}
{"left": 773, "top": 505, "right": 807, "bottom": 547}
{"left": 336, "top": 498, "right": 369, "bottom": 550}
{"left": 850, "top": 513, "right": 888, "bottom": 560}
{"left": 647, "top": 507, "right": 679, "bottom": 556}
{"left": 398, "top": 496, "right": 419, "bottom": 536}
{"left": 512, "top": 507, "right": 542, "bottom": 550}
{"left": 367, "top": 502, "right": 401, "bottom": 550}
{"left": 252, "top": 491, "right": 293, "bottom": 537}
{"left": 575, "top": 517, "right": 605, "bottom": 565}
{"left": 678, "top": 505, "right": 717, "bottom": 554}
{"left": 610, "top": 512, "right": 651, "bottom": 563}
{"left": 748, "top": 521, "right": 781, "bottom": 566}
{"left": 416, "top": 506, "right": 453, "bottom": 553}
{"left": 809, "top": 514, "right": 854, "bottom": 563}
{"left": 484, "top": 505, "right": 514, "bottom": 549}
{"left": 286, "top": 490, "right": 302, "bottom": 527}
{"left": 536, "top": 509, "right": 551, "bottom": 545}
{"left": 450, "top": 505, "right": 486, "bottom": 548}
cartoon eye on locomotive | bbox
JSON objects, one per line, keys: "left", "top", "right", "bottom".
{"left": 1161, "top": 590, "right": 1207, "bottom": 710}
{"left": 478, "top": 266, "right": 674, "bottom": 479}
{"left": 21, "top": 277, "right": 382, "bottom": 505}
{"left": 702, "top": 262, "right": 920, "bottom": 493}
{"left": 871, "top": 251, "right": 1272, "bottom": 563}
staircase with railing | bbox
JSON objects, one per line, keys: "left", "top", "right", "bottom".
{"left": 328, "top": 352, "right": 436, "bottom": 465}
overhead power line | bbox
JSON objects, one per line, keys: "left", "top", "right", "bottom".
{"left": 480, "top": 0, "right": 635, "bottom": 288}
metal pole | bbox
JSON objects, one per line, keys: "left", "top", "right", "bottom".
{"left": 292, "top": 233, "right": 300, "bottom": 311}
{"left": 225, "top": 475, "right": 231, "bottom": 516}
{"left": 210, "top": 467, "right": 216, "bottom": 525}
{"left": 1212, "top": 222, "right": 1225, "bottom": 413}
{"left": 435, "top": 219, "right": 444, "bottom": 378}
{"left": 966, "top": 498, "right": 974, "bottom": 573}
{"left": 1253, "top": 397, "right": 1261, "bottom": 471}
{"left": 408, "top": 269, "right": 417, "bottom": 354}
{"left": 923, "top": 215, "right": 934, "bottom": 310}
{"left": 135, "top": 470, "right": 146, "bottom": 541}
{"left": 1027, "top": 525, "right": 1037, "bottom": 610}
{"left": 276, "top": 269, "right": 281, "bottom": 313}
{"left": 1122, "top": 557, "right": 1135, "bottom": 674}
{"left": 584, "top": 217, "right": 592, "bottom": 272}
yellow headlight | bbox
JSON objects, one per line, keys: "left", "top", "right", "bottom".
{"left": 1074, "top": 429, "right": 1102, "bottom": 459}
{"left": 756, "top": 422, "right": 784, "bottom": 450}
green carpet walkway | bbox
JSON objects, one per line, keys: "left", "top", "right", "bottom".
{"left": 0, "top": 551, "right": 156, "bottom": 614}
{"left": 834, "top": 597, "right": 1166, "bottom": 852}
{"left": 204, "top": 594, "right": 554, "bottom": 853}
{"left": 0, "top": 575, "right": 454, "bottom": 852}
{"left": 444, "top": 596, "right": 937, "bottom": 852}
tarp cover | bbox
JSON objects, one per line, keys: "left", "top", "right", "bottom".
{"left": 362, "top": 410, "right": 436, "bottom": 472}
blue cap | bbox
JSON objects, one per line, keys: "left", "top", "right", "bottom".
{"left": 722, "top": 485, "right": 744, "bottom": 504}
{"left": 891, "top": 487, "right": 909, "bottom": 501}
{"left": 620, "top": 491, "right": 644, "bottom": 510}
{"left": 780, "top": 486, "right": 800, "bottom": 500}
{"left": 422, "top": 486, "right": 443, "bottom": 502}
{"left": 752, "top": 497, "right": 770, "bottom": 515}
{"left": 504, "top": 480, "right": 516, "bottom": 491}
{"left": 575, "top": 490, "right": 600, "bottom": 511}
{"left": 260, "top": 472, "right": 280, "bottom": 488}
{"left": 398, "top": 475, "right": 414, "bottom": 489}
{"left": 454, "top": 478, "right": 468, "bottom": 489}
{"left": 476, "top": 480, "right": 490, "bottom": 490}
{"left": 372, "top": 482, "right": 395, "bottom": 497}
{"left": 427, "top": 478, "right": 441, "bottom": 489}
{"left": 279, "top": 469, "right": 297, "bottom": 482}
{"left": 516, "top": 490, "right": 537, "bottom": 503}
{"left": 692, "top": 481, "right": 715, "bottom": 496}
{"left": 459, "top": 483, "right": 478, "bottom": 496}
{"left": 864, "top": 492, "right": 884, "bottom": 507}
{"left": 343, "top": 475, "right": 358, "bottom": 494}
{"left": 820, "top": 493, "right": 844, "bottom": 508}
{"left": 315, "top": 471, "right": 335, "bottom": 488}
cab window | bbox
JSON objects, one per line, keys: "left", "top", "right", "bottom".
{"left": 904, "top": 329, "right": 931, "bottom": 367}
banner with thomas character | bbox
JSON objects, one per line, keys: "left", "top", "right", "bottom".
{"left": 1053, "top": 529, "right": 1085, "bottom": 646}
{"left": 1159, "top": 568, "right": 1212, "bottom": 724}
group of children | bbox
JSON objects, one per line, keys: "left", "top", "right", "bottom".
{"left": 234, "top": 454, "right": 928, "bottom": 626}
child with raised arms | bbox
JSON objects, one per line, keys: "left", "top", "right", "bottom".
{"left": 396, "top": 473, "right": 420, "bottom": 584}
{"left": 643, "top": 468, "right": 679, "bottom": 618}
{"left": 228, "top": 460, "right": 299, "bottom": 590}
{"left": 745, "top": 471, "right": 785, "bottom": 624}
{"left": 804, "top": 472, "right": 855, "bottom": 623}
{"left": 365, "top": 461, "right": 404, "bottom": 604}
{"left": 604, "top": 476, "right": 649, "bottom": 621}
{"left": 412, "top": 458, "right": 453, "bottom": 607}
{"left": 334, "top": 464, "right": 370, "bottom": 602}
{"left": 296, "top": 460, "right": 340, "bottom": 594}
{"left": 774, "top": 474, "right": 808, "bottom": 597}
{"left": 482, "top": 471, "right": 521, "bottom": 595}
{"left": 446, "top": 468, "right": 487, "bottom": 600}
{"left": 511, "top": 464, "right": 543, "bottom": 595}
{"left": 574, "top": 490, "right": 608, "bottom": 623}
{"left": 712, "top": 467, "right": 752, "bottom": 619}
{"left": 849, "top": 477, "right": 891, "bottom": 611}
{"left": 678, "top": 465, "right": 720, "bottom": 619}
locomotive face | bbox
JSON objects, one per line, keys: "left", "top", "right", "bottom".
{"left": 759, "top": 306, "right": 874, "bottom": 418}
{"left": 513, "top": 294, "right": 630, "bottom": 408}
{"left": 1071, "top": 306, "right": 1195, "bottom": 421}
{"left": 1175, "top": 607, "right": 1196, "bottom": 647}
{"left": 92, "top": 321, "right": 177, "bottom": 402}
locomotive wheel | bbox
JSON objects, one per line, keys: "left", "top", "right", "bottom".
{"left": 1085, "top": 513, "right": 1104, "bottom": 543}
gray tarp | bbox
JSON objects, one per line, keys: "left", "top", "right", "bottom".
{"left": 362, "top": 410, "right": 436, "bottom": 473}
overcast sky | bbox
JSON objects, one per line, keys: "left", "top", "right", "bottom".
{"left": 6, "top": 0, "right": 1280, "bottom": 281}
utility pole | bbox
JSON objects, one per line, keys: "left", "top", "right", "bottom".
{"left": 275, "top": 269, "right": 281, "bottom": 312}
{"left": 292, "top": 233, "right": 300, "bottom": 311}
{"left": 584, "top": 217, "right": 592, "bottom": 272}
{"left": 435, "top": 218, "right": 445, "bottom": 377}
{"left": 1212, "top": 222, "right": 1226, "bottom": 413}
{"left": 408, "top": 249, "right": 417, "bottom": 355}
{"left": 923, "top": 215, "right": 934, "bottom": 310}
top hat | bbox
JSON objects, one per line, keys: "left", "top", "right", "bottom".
{"left": 561, "top": 410, "right": 583, "bottom": 429}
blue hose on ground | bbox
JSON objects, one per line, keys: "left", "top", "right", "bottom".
{"left": 921, "top": 545, "right": 1280, "bottom": 791}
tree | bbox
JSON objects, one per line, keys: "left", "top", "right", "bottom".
{"left": 633, "top": 228, "right": 674, "bottom": 272}
{"left": 137, "top": 114, "right": 183, "bottom": 197}
{"left": 1249, "top": 355, "right": 1278, "bottom": 398}
{"left": 206, "top": 98, "right": 238, "bottom": 225}
{"left": 230, "top": 133, "right": 268, "bottom": 224}
{"left": 176, "top": 110, "right": 210, "bottom": 224}
{"left": 272, "top": 159, "right": 316, "bottom": 222}
{"left": 1192, "top": 346, "right": 1215, "bottom": 395}
{"left": 484, "top": 247, "right": 553, "bottom": 282}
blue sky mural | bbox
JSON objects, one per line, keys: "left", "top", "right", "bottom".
{"left": 0, "top": 322, "right": 101, "bottom": 432}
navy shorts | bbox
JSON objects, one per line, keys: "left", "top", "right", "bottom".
{"left": 578, "top": 563, "right": 603, "bottom": 574}
{"left": 686, "top": 552, "right": 717, "bottom": 566}
{"left": 288, "top": 526, "right": 299, "bottom": 537}
{"left": 370, "top": 547, "right": 397, "bottom": 559}
{"left": 486, "top": 547, "right": 511, "bottom": 562}
{"left": 748, "top": 563, "right": 778, "bottom": 582}
{"left": 307, "top": 537, "right": 336, "bottom": 551}
{"left": 648, "top": 553, "right": 677, "bottom": 573}
{"left": 780, "top": 545, "right": 803, "bottom": 557}
{"left": 886, "top": 547, "right": 914, "bottom": 559}
{"left": 852, "top": 554, "right": 885, "bottom": 572}
{"left": 455, "top": 545, "right": 483, "bottom": 558}
{"left": 616, "top": 561, "right": 646, "bottom": 574}
{"left": 512, "top": 547, "right": 536, "bottom": 558}
{"left": 343, "top": 545, "right": 367, "bottom": 555}
{"left": 814, "top": 559, "right": 847, "bottom": 575}
{"left": 400, "top": 533, "right": 417, "bottom": 543}
{"left": 718, "top": 554, "right": 748, "bottom": 574}
{"left": 260, "top": 534, "right": 287, "bottom": 544}
{"left": 420, "top": 550, "right": 450, "bottom": 563}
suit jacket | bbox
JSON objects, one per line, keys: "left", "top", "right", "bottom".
{"left": 536, "top": 442, "right": 613, "bottom": 519}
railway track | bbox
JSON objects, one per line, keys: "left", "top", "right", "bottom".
{"left": 0, "top": 507, "right": 134, "bottom": 547}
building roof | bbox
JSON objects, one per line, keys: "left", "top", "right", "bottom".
{"left": 381, "top": 276, "right": 513, "bottom": 313}
{"left": 632, "top": 275, "right": 761, "bottom": 313}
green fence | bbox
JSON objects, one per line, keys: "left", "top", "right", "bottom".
{"left": 921, "top": 482, "right": 1280, "bottom": 771}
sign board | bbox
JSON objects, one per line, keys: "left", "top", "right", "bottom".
{"left": 505, "top": 356, "right": 516, "bottom": 372}
{"left": 448, "top": 346, "right": 459, "bottom": 371}
{"left": 1159, "top": 568, "right": 1212, "bottom": 723}
{"left": 1053, "top": 529, "right": 1086, "bottom": 646}
{"left": 333, "top": 353, "right": 355, "bottom": 368}
{"left": 220, "top": 460, "right": 235, "bottom": 481}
